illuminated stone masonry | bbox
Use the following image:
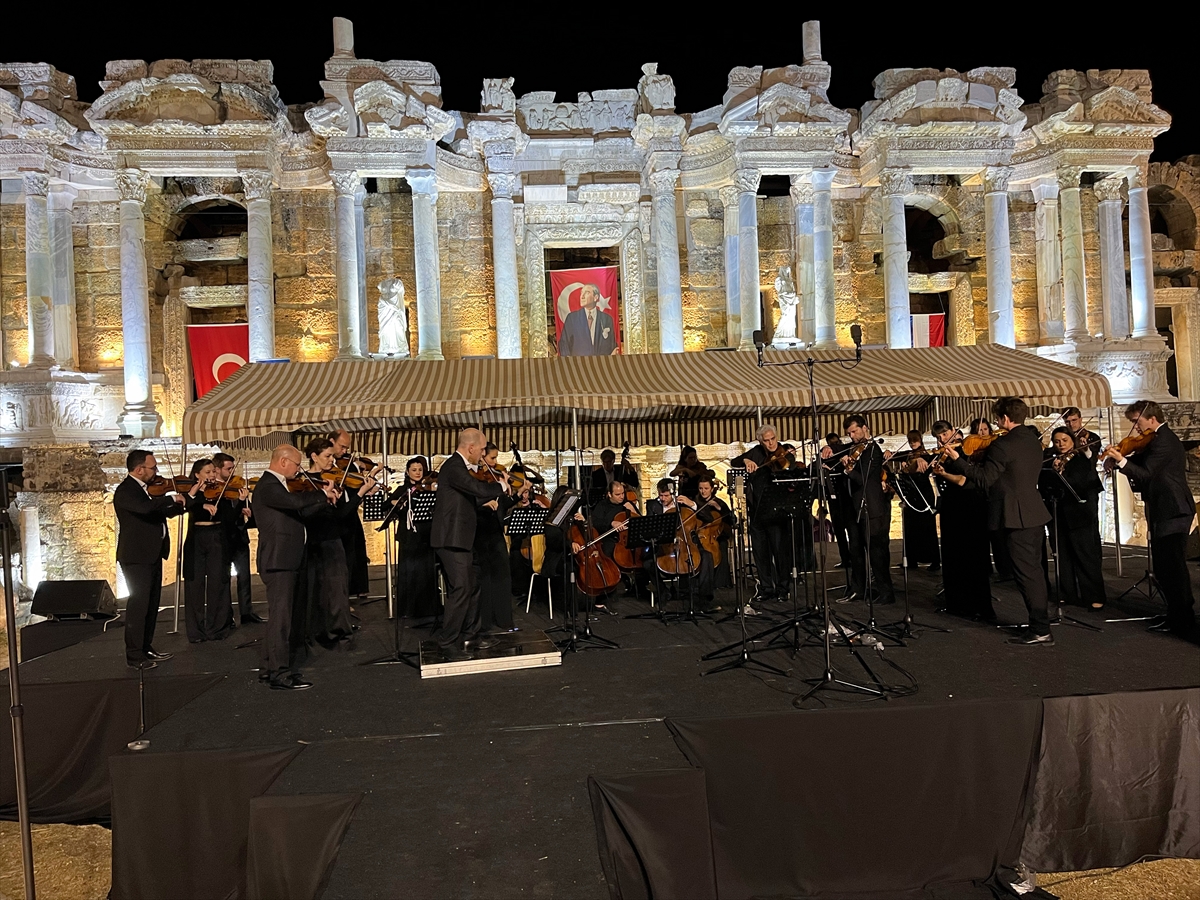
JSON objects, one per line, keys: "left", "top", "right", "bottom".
{"left": 2, "top": 19, "right": 1196, "bottom": 448}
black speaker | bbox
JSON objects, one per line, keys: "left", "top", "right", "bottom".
{"left": 31, "top": 579, "right": 118, "bottom": 619}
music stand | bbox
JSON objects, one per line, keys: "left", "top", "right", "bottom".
{"left": 1038, "top": 464, "right": 1102, "bottom": 632}
{"left": 623, "top": 514, "right": 684, "bottom": 621}
{"left": 363, "top": 490, "right": 437, "bottom": 669}
{"left": 361, "top": 491, "right": 389, "bottom": 522}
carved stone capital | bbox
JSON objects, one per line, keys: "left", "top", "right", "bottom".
{"left": 1056, "top": 166, "right": 1083, "bottom": 191}
{"left": 733, "top": 168, "right": 761, "bottom": 194}
{"left": 329, "top": 170, "right": 361, "bottom": 197}
{"left": 718, "top": 185, "right": 739, "bottom": 208}
{"left": 406, "top": 168, "right": 439, "bottom": 197}
{"left": 649, "top": 169, "right": 680, "bottom": 195}
{"left": 240, "top": 170, "right": 274, "bottom": 201}
{"left": 487, "top": 172, "right": 519, "bottom": 200}
{"left": 1124, "top": 166, "right": 1147, "bottom": 191}
{"left": 115, "top": 168, "right": 149, "bottom": 204}
{"left": 982, "top": 166, "right": 1013, "bottom": 194}
{"left": 1093, "top": 175, "right": 1126, "bottom": 203}
{"left": 22, "top": 172, "right": 49, "bottom": 198}
{"left": 879, "top": 168, "right": 912, "bottom": 197}
{"left": 789, "top": 176, "right": 814, "bottom": 205}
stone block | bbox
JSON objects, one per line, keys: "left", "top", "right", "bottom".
{"left": 93, "top": 295, "right": 123, "bottom": 328}
{"left": 301, "top": 307, "right": 338, "bottom": 335}
{"left": 21, "top": 446, "right": 106, "bottom": 492}
{"left": 200, "top": 268, "right": 228, "bottom": 286}
{"left": 1010, "top": 254, "right": 1037, "bottom": 281}
{"left": 1014, "top": 306, "right": 1039, "bottom": 345}
{"left": 1012, "top": 279, "right": 1038, "bottom": 307}
{"left": 83, "top": 272, "right": 121, "bottom": 295}
{"left": 689, "top": 218, "right": 723, "bottom": 249}
{"left": 685, "top": 198, "right": 712, "bottom": 218}
{"left": 274, "top": 255, "right": 306, "bottom": 278}
{"left": 683, "top": 268, "right": 721, "bottom": 289}
{"left": 75, "top": 246, "right": 120, "bottom": 272}
{"left": 852, "top": 271, "right": 884, "bottom": 299}
{"left": 757, "top": 197, "right": 792, "bottom": 227}
{"left": 71, "top": 224, "right": 89, "bottom": 247}
{"left": 306, "top": 249, "right": 336, "bottom": 277}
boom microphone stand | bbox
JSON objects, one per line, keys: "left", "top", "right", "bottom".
{"left": 881, "top": 460, "right": 950, "bottom": 640}
{"left": 841, "top": 444, "right": 905, "bottom": 648}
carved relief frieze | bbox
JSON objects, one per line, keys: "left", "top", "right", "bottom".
{"left": 517, "top": 90, "right": 637, "bottom": 135}
{"left": 577, "top": 183, "right": 640, "bottom": 206}
{"left": 0, "top": 376, "right": 124, "bottom": 445}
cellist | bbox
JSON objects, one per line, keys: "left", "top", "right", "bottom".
{"left": 646, "top": 478, "right": 718, "bottom": 613}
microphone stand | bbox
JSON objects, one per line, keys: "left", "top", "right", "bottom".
{"left": 843, "top": 444, "right": 905, "bottom": 648}
{"left": 880, "top": 462, "right": 950, "bottom": 640}
{"left": 1042, "top": 463, "right": 1102, "bottom": 633}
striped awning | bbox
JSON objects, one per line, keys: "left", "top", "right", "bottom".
{"left": 182, "top": 345, "right": 1112, "bottom": 449}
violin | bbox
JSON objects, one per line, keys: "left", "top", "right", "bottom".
{"left": 286, "top": 472, "right": 329, "bottom": 493}
{"left": 472, "top": 461, "right": 506, "bottom": 484}
{"left": 961, "top": 429, "right": 1007, "bottom": 458}
{"left": 842, "top": 440, "right": 872, "bottom": 471}
{"left": 146, "top": 474, "right": 197, "bottom": 497}
{"left": 764, "top": 443, "right": 797, "bottom": 471}
{"left": 507, "top": 442, "right": 545, "bottom": 494}
{"left": 568, "top": 520, "right": 623, "bottom": 596}
{"left": 1103, "top": 429, "right": 1155, "bottom": 472}
{"left": 1051, "top": 448, "right": 1079, "bottom": 474}
{"left": 203, "top": 474, "right": 248, "bottom": 501}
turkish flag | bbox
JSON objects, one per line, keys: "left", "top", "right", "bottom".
{"left": 549, "top": 266, "right": 621, "bottom": 356}
{"left": 910, "top": 313, "right": 946, "bottom": 348}
{"left": 188, "top": 324, "right": 249, "bottom": 398}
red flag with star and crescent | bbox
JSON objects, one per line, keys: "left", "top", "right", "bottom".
{"left": 187, "top": 324, "right": 249, "bottom": 398}
{"left": 549, "top": 266, "right": 621, "bottom": 356}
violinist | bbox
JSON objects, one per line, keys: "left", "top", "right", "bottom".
{"left": 732, "top": 424, "right": 796, "bottom": 603}
{"left": 505, "top": 477, "right": 537, "bottom": 599}
{"left": 929, "top": 420, "right": 994, "bottom": 620}
{"left": 1103, "top": 401, "right": 1196, "bottom": 637}
{"left": 1062, "top": 407, "right": 1102, "bottom": 459}
{"left": 475, "top": 443, "right": 518, "bottom": 633}
{"left": 431, "top": 428, "right": 509, "bottom": 661}
{"left": 1043, "top": 427, "right": 1106, "bottom": 611}
{"left": 298, "top": 438, "right": 380, "bottom": 655}
{"left": 821, "top": 433, "right": 854, "bottom": 571}
{"left": 823, "top": 415, "right": 895, "bottom": 606}
{"left": 897, "top": 430, "right": 940, "bottom": 572}
{"left": 328, "top": 429, "right": 372, "bottom": 604}
{"left": 942, "top": 398, "right": 1052, "bottom": 645}
{"left": 541, "top": 485, "right": 582, "bottom": 610}
{"left": 114, "top": 449, "right": 189, "bottom": 668}
{"left": 670, "top": 445, "right": 706, "bottom": 501}
{"left": 213, "top": 453, "right": 262, "bottom": 626}
{"left": 182, "top": 457, "right": 238, "bottom": 643}
{"left": 253, "top": 444, "right": 339, "bottom": 691}
{"left": 970, "top": 418, "right": 1015, "bottom": 581}
{"left": 390, "top": 457, "right": 441, "bottom": 622}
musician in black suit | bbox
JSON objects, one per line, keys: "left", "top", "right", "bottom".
{"left": 214, "top": 452, "right": 262, "bottom": 625}
{"left": 732, "top": 424, "right": 796, "bottom": 603}
{"left": 945, "top": 397, "right": 1053, "bottom": 644}
{"left": 431, "top": 428, "right": 508, "bottom": 660}
{"left": 329, "top": 430, "right": 372, "bottom": 601}
{"left": 114, "top": 449, "right": 189, "bottom": 668}
{"left": 824, "top": 415, "right": 895, "bottom": 605}
{"left": 1063, "top": 407, "right": 1102, "bottom": 460}
{"left": 252, "top": 445, "right": 338, "bottom": 690}
{"left": 589, "top": 447, "right": 641, "bottom": 503}
{"left": 821, "top": 433, "right": 854, "bottom": 571}
{"left": 1104, "top": 400, "right": 1197, "bottom": 637}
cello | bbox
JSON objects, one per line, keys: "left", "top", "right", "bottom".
{"left": 567, "top": 519, "right": 623, "bottom": 596}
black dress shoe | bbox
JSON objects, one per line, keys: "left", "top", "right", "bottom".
{"left": 127, "top": 658, "right": 157, "bottom": 670}
{"left": 1008, "top": 633, "right": 1054, "bottom": 645}
{"left": 465, "top": 636, "right": 499, "bottom": 650}
{"left": 145, "top": 649, "right": 173, "bottom": 661}
{"left": 269, "top": 674, "right": 313, "bottom": 691}
{"left": 1146, "top": 621, "right": 1188, "bottom": 635}
{"left": 442, "top": 646, "right": 473, "bottom": 662}
{"left": 241, "top": 612, "right": 266, "bottom": 625}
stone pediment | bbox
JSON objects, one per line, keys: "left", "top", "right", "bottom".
{"left": 1027, "top": 85, "right": 1170, "bottom": 145}
{"left": 858, "top": 67, "right": 1025, "bottom": 141}
{"left": 0, "top": 62, "right": 91, "bottom": 146}
{"left": 87, "top": 71, "right": 285, "bottom": 134}
{"left": 352, "top": 80, "right": 455, "bottom": 142}
{"left": 721, "top": 81, "right": 850, "bottom": 137}
{"left": 0, "top": 87, "right": 78, "bottom": 143}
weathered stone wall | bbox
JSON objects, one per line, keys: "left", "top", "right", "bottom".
{"left": 1080, "top": 187, "right": 1104, "bottom": 339}
{"left": 681, "top": 191, "right": 726, "bottom": 350}
{"left": 1, "top": 197, "right": 29, "bottom": 364}
{"left": 73, "top": 199, "right": 124, "bottom": 371}
{"left": 438, "top": 191, "right": 494, "bottom": 358}
{"left": 274, "top": 188, "right": 338, "bottom": 362}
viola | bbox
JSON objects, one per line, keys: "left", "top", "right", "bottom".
{"left": 1103, "top": 429, "right": 1155, "bottom": 472}
{"left": 568, "top": 520, "right": 623, "bottom": 596}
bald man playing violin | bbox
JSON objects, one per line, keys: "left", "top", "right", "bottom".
{"left": 1103, "top": 401, "right": 1196, "bottom": 637}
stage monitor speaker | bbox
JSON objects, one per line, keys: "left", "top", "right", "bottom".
{"left": 31, "top": 579, "right": 118, "bottom": 619}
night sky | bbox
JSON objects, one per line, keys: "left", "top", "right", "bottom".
{"left": 6, "top": 8, "right": 1196, "bottom": 162}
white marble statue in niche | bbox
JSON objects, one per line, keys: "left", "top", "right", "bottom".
{"left": 377, "top": 277, "right": 410, "bottom": 357}
{"left": 772, "top": 266, "right": 800, "bottom": 345}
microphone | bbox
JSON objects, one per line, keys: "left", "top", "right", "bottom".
{"left": 752, "top": 329, "right": 765, "bottom": 367}
{"left": 849, "top": 323, "right": 863, "bottom": 362}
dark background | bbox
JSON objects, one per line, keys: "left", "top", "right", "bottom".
{"left": 4, "top": 8, "right": 1195, "bottom": 162}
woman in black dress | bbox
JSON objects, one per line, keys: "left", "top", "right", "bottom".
{"left": 897, "top": 430, "right": 941, "bottom": 570}
{"left": 476, "top": 443, "right": 516, "bottom": 632}
{"left": 930, "top": 420, "right": 994, "bottom": 620}
{"left": 182, "top": 458, "right": 234, "bottom": 643}
{"left": 390, "top": 457, "right": 441, "bottom": 622}
{"left": 971, "top": 417, "right": 1015, "bottom": 580}
{"left": 670, "top": 445, "right": 705, "bottom": 501}
{"left": 1044, "top": 427, "right": 1106, "bottom": 609}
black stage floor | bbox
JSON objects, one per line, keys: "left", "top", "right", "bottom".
{"left": 15, "top": 548, "right": 1200, "bottom": 899}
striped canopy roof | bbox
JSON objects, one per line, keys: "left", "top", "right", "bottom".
{"left": 182, "top": 345, "right": 1112, "bottom": 448}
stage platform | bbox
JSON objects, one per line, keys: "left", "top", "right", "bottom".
{"left": 5, "top": 546, "right": 1198, "bottom": 899}
{"left": 419, "top": 631, "right": 561, "bottom": 678}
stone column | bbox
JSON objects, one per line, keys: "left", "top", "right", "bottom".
{"left": 406, "top": 168, "right": 444, "bottom": 360}
{"left": 790, "top": 175, "right": 815, "bottom": 345}
{"left": 650, "top": 169, "right": 684, "bottom": 354}
{"left": 1095, "top": 175, "right": 1130, "bottom": 340}
{"left": 488, "top": 172, "right": 522, "bottom": 358}
{"left": 1031, "top": 178, "right": 1064, "bottom": 345}
{"left": 735, "top": 168, "right": 762, "bottom": 351}
{"left": 47, "top": 186, "right": 79, "bottom": 368}
{"left": 984, "top": 166, "right": 1016, "bottom": 347}
{"left": 881, "top": 169, "right": 912, "bottom": 349}
{"left": 1057, "top": 167, "right": 1089, "bottom": 342}
{"left": 241, "top": 171, "right": 276, "bottom": 362}
{"left": 115, "top": 169, "right": 160, "bottom": 437}
{"left": 719, "top": 185, "right": 740, "bottom": 347}
{"left": 331, "top": 170, "right": 364, "bottom": 359}
{"left": 1126, "top": 168, "right": 1158, "bottom": 339}
{"left": 23, "top": 172, "right": 54, "bottom": 368}
{"left": 812, "top": 168, "right": 837, "bottom": 348}
{"left": 354, "top": 183, "right": 369, "bottom": 356}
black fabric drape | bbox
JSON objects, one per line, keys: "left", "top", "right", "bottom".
{"left": 18, "top": 619, "right": 109, "bottom": 661}
{"left": 245, "top": 793, "right": 363, "bottom": 900}
{"left": 0, "top": 674, "right": 222, "bottom": 823}
{"left": 1021, "top": 687, "right": 1200, "bottom": 872}
{"left": 666, "top": 700, "right": 1043, "bottom": 900}
{"left": 588, "top": 769, "right": 717, "bottom": 900}
{"left": 109, "top": 746, "right": 302, "bottom": 900}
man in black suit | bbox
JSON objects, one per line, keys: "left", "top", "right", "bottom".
{"left": 824, "top": 415, "right": 895, "bottom": 605}
{"left": 945, "top": 397, "right": 1053, "bottom": 644}
{"left": 1104, "top": 400, "right": 1197, "bottom": 637}
{"left": 732, "top": 424, "right": 797, "bottom": 603}
{"left": 114, "top": 449, "right": 188, "bottom": 668}
{"left": 329, "top": 429, "right": 372, "bottom": 601}
{"left": 559, "top": 283, "right": 619, "bottom": 356}
{"left": 252, "top": 444, "right": 338, "bottom": 690}
{"left": 432, "top": 428, "right": 508, "bottom": 660}
{"left": 213, "top": 452, "right": 262, "bottom": 626}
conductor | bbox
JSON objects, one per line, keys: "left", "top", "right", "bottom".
{"left": 432, "top": 428, "right": 509, "bottom": 660}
